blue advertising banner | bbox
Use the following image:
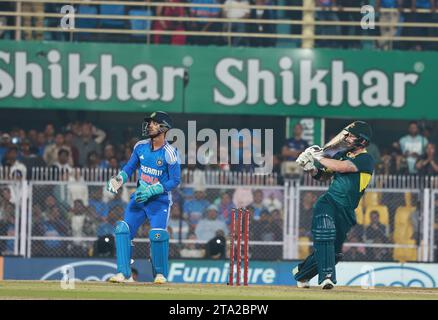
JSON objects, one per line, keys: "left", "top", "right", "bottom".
{"left": 3, "top": 258, "right": 438, "bottom": 288}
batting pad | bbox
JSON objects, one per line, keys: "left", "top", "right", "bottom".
{"left": 115, "top": 221, "right": 132, "bottom": 278}
{"left": 149, "top": 229, "right": 169, "bottom": 278}
{"left": 312, "top": 215, "right": 337, "bottom": 284}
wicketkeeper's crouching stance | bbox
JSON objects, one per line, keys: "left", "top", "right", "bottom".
{"left": 293, "top": 121, "right": 374, "bottom": 289}
{"left": 106, "top": 111, "right": 180, "bottom": 284}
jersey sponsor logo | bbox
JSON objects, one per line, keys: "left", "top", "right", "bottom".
{"left": 141, "top": 173, "right": 160, "bottom": 185}
{"left": 140, "top": 165, "right": 163, "bottom": 176}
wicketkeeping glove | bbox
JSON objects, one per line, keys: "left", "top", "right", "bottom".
{"left": 134, "top": 180, "right": 164, "bottom": 203}
{"left": 106, "top": 171, "right": 128, "bottom": 194}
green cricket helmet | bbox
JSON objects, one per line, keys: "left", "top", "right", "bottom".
{"left": 344, "top": 121, "right": 372, "bottom": 147}
{"left": 142, "top": 111, "right": 173, "bottom": 138}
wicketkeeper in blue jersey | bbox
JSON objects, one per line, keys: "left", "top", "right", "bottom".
{"left": 106, "top": 111, "right": 180, "bottom": 284}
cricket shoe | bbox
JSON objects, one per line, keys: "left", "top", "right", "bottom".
{"left": 292, "top": 266, "right": 310, "bottom": 288}
{"left": 154, "top": 274, "right": 167, "bottom": 284}
{"left": 321, "top": 278, "right": 335, "bottom": 290}
{"left": 108, "top": 273, "right": 134, "bottom": 283}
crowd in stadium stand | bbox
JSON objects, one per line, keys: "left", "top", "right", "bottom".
{"left": 1, "top": 0, "right": 438, "bottom": 50}
{"left": 0, "top": 119, "right": 437, "bottom": 260}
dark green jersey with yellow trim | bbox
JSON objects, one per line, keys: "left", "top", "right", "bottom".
{"left": 327, "top": 151, "right": 374, "bottom": 210}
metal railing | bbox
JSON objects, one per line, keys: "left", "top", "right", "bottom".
{"left": 1, "top": 0, "right": 438, "bottom": 48}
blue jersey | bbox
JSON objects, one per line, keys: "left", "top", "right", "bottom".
{"left": 122, "top": 139, "right": 181, "bottom": 204}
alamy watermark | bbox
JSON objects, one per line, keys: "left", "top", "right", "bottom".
{"left": 166, "top": 121, "right": 274, "bottom": 175}
{"left": 60, "top": 5, "right": 75, "bottom": 30}
{"left": 360, "top": 265, "right": 375, "bottom": 289}
{"left": 361, "top": 5, "right": 375, "bottom": 30}
{"left": 60, "top": 265, "right": 75, "bottom": 289}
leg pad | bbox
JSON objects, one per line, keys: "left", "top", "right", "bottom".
{"left": 115, "top": 221, "right": 132, "bottom": 278}
{"left": 149, "top": 229, "right": 169, "bottom": 278}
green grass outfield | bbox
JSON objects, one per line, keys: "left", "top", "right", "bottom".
{"left": 0, "top": 281, "right": 438, "bottom": 300}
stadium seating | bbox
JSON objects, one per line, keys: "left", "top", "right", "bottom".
{"left": 74, "top": 5, "right": 99, "bottom": 42}
{"left": 99, "top": 4, "right": 126, "bottom": 29}
{"left": 128, "top": 9, "right": 153, "bottom": 41}
{"left": 363, "top": 192, "right": 390, "bottom": 228}
{"left": 298, "top": 236, "right": 310, "bottom": 259}
{"left": 392, "top": 192, "right": 418, "bottom": 262}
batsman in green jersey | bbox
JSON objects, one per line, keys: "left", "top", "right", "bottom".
{"left": 293, "top": 121, "right": 374, "bottom": 289}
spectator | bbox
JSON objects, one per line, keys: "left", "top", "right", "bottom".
{"left": 405, "top": 0, "right": 436, "bottom": 51}
{"left": 100, "top": 144, "right": 116, "bottom": 169}
{"left": 262, "top": 191, "right": 282, "bottom": 212}
{"left": 86, "top": 151, "right": 101, "bottom": 169}
{"left": 69, "top": 199, "right": 97, "bottom": 255}
{"left": 74, "top": 123, "right": 101, "bottom": 167}
{"left": 36, "top": 132, "right": 47, "bottom": 157}
{"left": 281, "top": 123, "right": 309, "bottom": 161}
{"left": 52, "top": 149, "right": 74, "bottom": 181}
{"left": 43, "top": 206, "right": 71, "bottom": 255}
{"left": 365, "top": 211, "right": 388, "bottom": 241}
{"left": 315, "top": 0, "right": 341, "bottom": 48}
{"left": 107, "top": 191, "right": 126, "bottom": 213}
{"left": 0, "top": 133, "right": 11, "bottom": 164}
{"left": 108, "top": 157, "right": 119, "bottom": 170}
{"left": 180, "top": 232, "right": 205, "bottom": 258}
{"left": 2, "top": 147, "right": 27, "bottom": 180}
{"left": 20, "top": 140, "right": 47, "bottom": 180}
{"left": 153, "top": 0, "right": 188, "bottom": 45}
{"left": 168, "top": 203, "right": 190, "bottom": 240}
{"left": 248, "top": 189, "right": 268, "bottom": 221}
{"left": 64, "top": 131, "right": 80, "bottom": 167}
{"left": 216, "top": 191, "right": 236, "bottom": 225}
{"left": 343, "top": 234, "right": 367, "bottom": 261}
{"left": 253, "top": 209, "right": 282, "bottom": 241}
{"left": 88, "top": 187, "right": 109, "bottom": 219}
{"left": 367, "top": 234, "right": 392, "bottom": 261}
{"left": 205, "top": 229, "right": 226, "bottom": 259}
{"left": 223, "top": 0, "right": 251, "bottom": 46}
{"left": 27, "top": 129, "right": 38, "bottom": 146}
{"left": 31, "top": 204, "right": 46, "bottom": 237}
{"left": 416, "top": 143, "right": 438, "bottom": 175}
{"left": 299, "top": 192, "right": 317, "bottom": 237}
{"left": 248, "top": 0, "right": 276, "bottom": 47}
{"left": 395, "top": 121, "right": 428, "bottom": 174}
{"left": 97, "top": 206, "right": 123, "bottom": 237}
{"left": 188, "top": 0, "right": 223, "bottom": 46}
{"left": 59, "top": 169, "right": 87, "bottom": 208}
{"left": 0, "top": 2, "right": 15, "bottom": 40}
{"left": 0, "top": 203, "right": 15, "bottom": 254}
{"left": 195, "top": 204, "right": 228, "bottom": 241}
{"left": 183, "top": 187, "right": 210, "bottom": 227}
{"left": 376, "top": 0, "right": 403, "bottom": 50}
{"left": 44, "top": 124, "right": 56, "bottom": 145}
{"left": 337, "top": 0, "right": 365, "bottom": 49}
{"left": 367, "top": 141, "right": 381, "bottom": 170}
{"left": 22, "top": 0, "right": 44, "bottom": 40}
{"left": 43, "top": 133, "right": 73, "bottom": 167}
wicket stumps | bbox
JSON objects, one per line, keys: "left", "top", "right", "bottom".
{"left": 228, "top": 208, "right": 250, "bottom": 286}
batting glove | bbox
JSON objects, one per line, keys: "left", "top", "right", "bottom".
{"left": 307, "top": 145, "right": 324, "bottom": 161}
{"left": 106, "top": 171, "right": 128, "bottom": 194}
